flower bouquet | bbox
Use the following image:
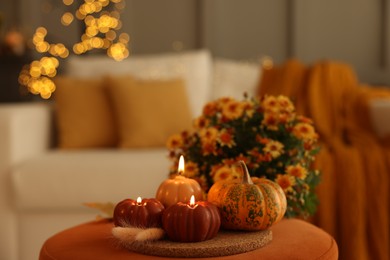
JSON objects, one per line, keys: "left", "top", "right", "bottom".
{"left": 166, "top": 95, "right": 320, "bottom": 218}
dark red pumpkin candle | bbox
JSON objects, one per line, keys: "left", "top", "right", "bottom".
{"left": 113, "top": 197, "right": 165, "bottom": 228}
{"left": 162, "top": 195, "right": 221, "bottom": 242}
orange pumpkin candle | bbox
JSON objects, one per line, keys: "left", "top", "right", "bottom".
{"left": 156, "top": 155, "right": 203, "bottom": 208}
{"left": 162, "top": 195, "right": 221, "bottom": 242}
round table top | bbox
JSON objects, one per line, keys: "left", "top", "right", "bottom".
{"left": 39, "top": 218, "right": 338, "bottom": 260}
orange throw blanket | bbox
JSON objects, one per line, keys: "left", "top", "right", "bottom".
{"left": 258, "top": 59, "right": 390, "bottom": 260}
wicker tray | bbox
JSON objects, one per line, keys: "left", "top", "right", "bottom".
{"left": 123, "top": 229, "right": 272, "bottom": 258}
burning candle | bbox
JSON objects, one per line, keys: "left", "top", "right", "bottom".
{"left": 113, "top": 196, "right": 165, "bottom": 228}
{"left": 162, "top": 195, "right": 221, "bottom": 242}
{"left": 156, "top": 155, "right": 203, "bottom": 208}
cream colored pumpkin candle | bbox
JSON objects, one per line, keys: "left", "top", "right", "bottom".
{"left": 156, "top": 155, "right": 203, "bottom": 208}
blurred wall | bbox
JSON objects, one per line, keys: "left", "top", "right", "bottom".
{"left": 3, "top": 0, "right": 390, "bottom": 86}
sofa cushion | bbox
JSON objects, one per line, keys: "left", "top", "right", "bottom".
{"left": 12, "top": 149, "right": 170, "bottom": 210}
{"left": 211, "top": 58, "right": 261, "bottom": 100}
{"left": 65, "top": 49, "right": 212, "bottom": 117}
{"left": 53, "top": 77, "right": 117, "bottom": 148}
{"left": 107, "top": 75, "right": 193, "bottom": 148}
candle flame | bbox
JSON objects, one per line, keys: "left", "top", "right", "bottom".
{"left": 189, "top": 195, "right": 195, "bottom": 207}
{"left": 178, "top": 155, "right": 185, "bottom": 175}
{"left": 136, "top": 196, "right": 142, "bottom": 205}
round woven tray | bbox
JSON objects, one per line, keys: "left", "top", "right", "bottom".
{"left": 123, "top": 229, "right": 272, "bottom": 258}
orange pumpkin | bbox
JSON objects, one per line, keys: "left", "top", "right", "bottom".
{"left": 208, "top": 161, "right": 287, "bottom": 231}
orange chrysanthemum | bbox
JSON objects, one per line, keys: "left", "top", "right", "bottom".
{"left": 213, "top": 165, "right": 240, "bottom": 182}
{"left": 221, "top": 99, "right": 244, "bottom": 120}
{"left": 201, "top": 141, "right": 217, "bottom": 156}
{"left": 166, "top": 134, "right": 183, "bottom": 149}
{"left": 286, "top": 164, "right": 308, "bottom": 180}
{"left": 203, "top": 101, "right": 219, "bottom": 117}
{"left": 184, "top": 161, "right": 199, "bottom": 178}
{"left": 277, "top": 95, "right": 294, "bottom": 113}
{"left": 200, "top": 127, "right": 219, "bottom": 143}
{"left": 293, "top": 123, "right": 317, "bottom": 141}
{"left": 242, "top": 100, "right": 255, "bottom": 118}
{"left": 262, "top": 112, "right": 279, "bottom": 130}
{"left": 193, "top": 116, "right": 210, "bottom": 129}
{"left": 263, "top": 140, "right": 284, "bottom": 158}
{"left": 262, "top": 95, "right": 278, "bottom": 112}
{"left": 297, "top": 115, "right": 314, "bottom": 124}
{"left": 218, "top": 129, "right": 235, "bottom": 147}
{"left": 276, "top": 174, "right": 296, "bottom": 192}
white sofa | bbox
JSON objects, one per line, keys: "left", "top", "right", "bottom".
{"left": 0, "top": 50, "right": 262, "bottom": 260}
{"left": 1, "top": 49, "right": 389, "bottom": 260}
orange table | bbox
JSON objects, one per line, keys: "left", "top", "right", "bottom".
{"left": 39, "top": 219, "right": 338, "bottom": 260}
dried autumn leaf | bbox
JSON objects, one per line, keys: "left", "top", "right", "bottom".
{"left": 83, "top": 202, "right": 115, "bottom": 219}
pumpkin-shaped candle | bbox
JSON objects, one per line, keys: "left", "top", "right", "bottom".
{"left": 162, "top": 195, "right": 221, "bottom": 242}
{"left": 113, "top": 196, "right": 165, "bottom": 228}
{"left": 208, "top": 161, "right": 287, "bottom": 231}
{"left": 156, "top": 155, "right": 203, "bottom": 208}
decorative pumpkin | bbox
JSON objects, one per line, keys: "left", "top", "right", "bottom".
{"left": 208, "top": 161, "right": 287, "bottom": 231}
{"left": 162, "top": 196, "right": 221, "bottom": 242}
{"left": 156, "top": 155, "right": 203, "bottom": 208}
{"left": 113, "top": 197, "right": 165, "bottom": 228}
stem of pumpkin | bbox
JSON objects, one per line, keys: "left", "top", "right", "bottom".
{"left": 238, "top": 160, "right": 253, "bottom": 185}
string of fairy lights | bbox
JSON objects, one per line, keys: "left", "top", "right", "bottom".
{"left": 19, "top": 0, "right": 130, "bottom": 99}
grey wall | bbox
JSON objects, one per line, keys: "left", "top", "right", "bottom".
{"left": 6, "top": 0, "right": 390, "bottom": 85}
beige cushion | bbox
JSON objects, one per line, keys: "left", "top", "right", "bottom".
{"left": 54, "top": 77, "right": 117, "bottom": 149}
{"left": 107, "top": 75, "right": 192, "bottom": 148}
{"left": 65, "top": 50, "right": 212, "bottom": 117}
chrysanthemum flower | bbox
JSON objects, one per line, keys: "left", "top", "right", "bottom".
{"left": 235, "top": 154, "right": 249, "bottom": 164}
{"left": 262, "top": 112, "right": 279, "bottom": 130}
{"left": 263, "top": 140, "right": 284, "bottom": 158}
{"left": 286, "top": 164, "right": 308, "bottom": 180}
{"left": 297, "top": 115, "right": 314, "bottom": 124}
{"left": 262, "top": 95, "right": 279, "bottom": 112}
{"left": 203, "top": 101, "right": 219, "bottom": 117}
{"left": 276, "top": 174, "right": 296, "bottom": 192}
{"left": 277, "top": 95, "right": 294, "bottom": 112}
{"left": 184, "top": 161, "right": 199, "bottom": 178}
{"left": 221, "top": 99, "right": 244, "bottom": 120}
{"left": 201, "top": 141, "right": 217, "bottom": 156}
{"left": 200, "top": 127, "right": 219, "bottom": 143}
{"left": 256, "top": 135, "right": 270, "bottom": 144}
{"left": 213, "top": 165, "right": 240, "bottom": 182}
{"left": 242, "top": 100, "right": 255, "bottom": 117}
{"left": 278, "top": 111, "right": 295, "bottom": 124}
{"left": 217, "top": 129, "right": 235, "bottom": 147}
{"left": 293, "top": 123, "right": 317, "bottom": 141}
{"left": 166, "top": 134, "right": 184, "bottom": 149}
{"left": 194, "top": 116, "right": 210, "bottom": 129}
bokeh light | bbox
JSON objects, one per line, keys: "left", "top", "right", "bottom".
{"left": 20, "top": 0, "right": 129, "bottom": 98}
{"left": 61, "top": 12, "right": 74, "bottom": 26}
{"left": 19, "top": 57, "right": 59, "bottom": 99}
